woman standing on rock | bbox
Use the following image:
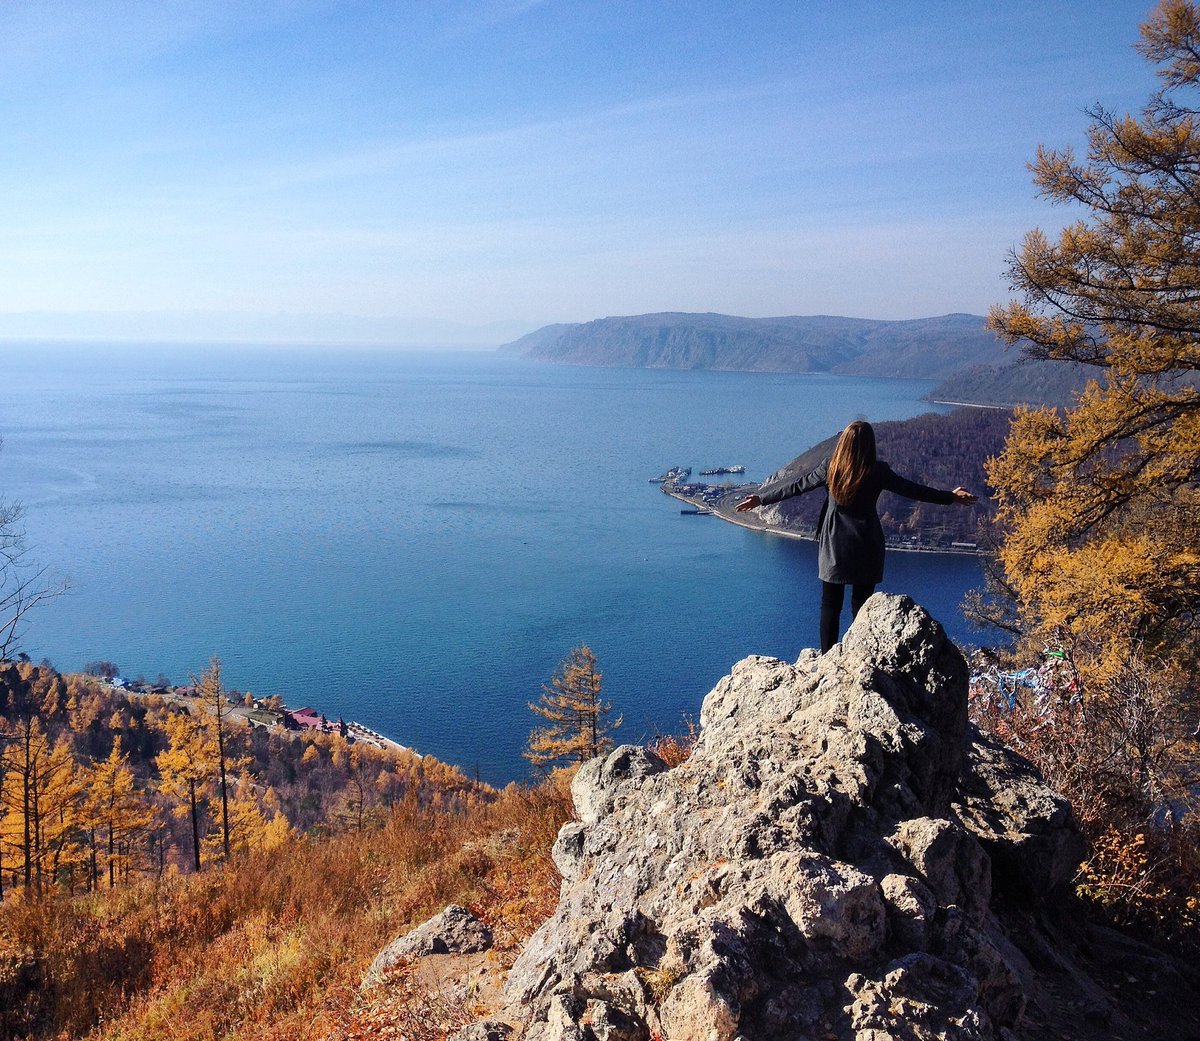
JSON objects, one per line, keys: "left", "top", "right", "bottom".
{"left": 735, "top": 420, "right": 977, "bottom": 653}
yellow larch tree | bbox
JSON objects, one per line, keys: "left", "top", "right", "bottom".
{"left": 982, "top": 0, "right": 1200, "bottom": 940}
{"left": 86, "top": 739, "right": 155, "bottom": 888}
{"left": 37, "top": 738, "right": 87, "bottom": 894}
{"left": 525, "top": 644, "right": 620, "bottom": 771}
{"left": 0, "top": 718, "right": 86, "bottom": 899}
{"left": 0, "top": 717, "right": 43, "bottom": 897}
{"left": 195, "top": 657, "right": 249, "bottom": 863}
{"left": 0, "top": 768, "right": 12, "bottom": 900}
{"left": 205, "top": 771, "right": 289, "bottom": 860}
{"left": 987, "top": 0, "right": 1200, "bottom": 684}
{"left": 156, "top": 708, "right": 217, "bottom": 873}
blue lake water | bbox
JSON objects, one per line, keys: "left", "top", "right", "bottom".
{"left": 0, "top": 344, "right": 986, "bottom": 782}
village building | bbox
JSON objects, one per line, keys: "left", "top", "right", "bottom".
{"left": 283, "top": 706, "right": 340, "bottom": 733}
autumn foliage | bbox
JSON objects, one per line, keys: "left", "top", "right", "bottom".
{"left": 0, "top": 657, "right": 486, "bottom": 906}
{"left": 0, "top": 651, "right": 573, "bottom": 1040}
{"left": 0, "top": 776, "right": 572, "bottom": 1040}
{"left": 986, "top": 0, "right": 1200, "bottom": 680}
{"left": 524, "top": 645, "right": 621, "bottom": 770}
{"left": 980, "top": 0, "right": 1200, "bottom": 949}
{"left": 970, "top": 649, "right": 1200, "bottom": 945}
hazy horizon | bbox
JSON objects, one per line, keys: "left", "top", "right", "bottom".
{"left": 0, "top": 310, "right": 542, "bottom": 348}
{"left": 0, "top": 306, "right": 1003, "bottom": 350}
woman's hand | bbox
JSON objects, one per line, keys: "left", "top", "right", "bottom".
{"left": 735, "top": 494, "right": 762, "bottom": 512}
{"left": 952, "top": 487, "right": 978, "bottom": 505}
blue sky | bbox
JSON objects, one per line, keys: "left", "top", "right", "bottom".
{"left": 0, "top": 1, "right": 1168, "bottom": 343}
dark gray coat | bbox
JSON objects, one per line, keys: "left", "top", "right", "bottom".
{"left": 757, "top": 458, "right": 956, "bottom": 585}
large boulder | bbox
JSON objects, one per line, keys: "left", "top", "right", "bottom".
{"left": 953, "top": 726, "right": 1084, "bottom": 900}
{"left": 502, "top": 594, "right": 1084, "bottom": 1041}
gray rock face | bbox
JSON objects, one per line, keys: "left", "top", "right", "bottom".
{"left": 955, "top": 726, "right": 1086, "bottom": 900}
{"left": 448, "top": 1022, "right": 514, "bottom": 1041}
{"left": 364, "top": 904, "right": 493, "bottom": 987}
{"left": 503, "top": 594, "right": 1082, "bottom": 1041}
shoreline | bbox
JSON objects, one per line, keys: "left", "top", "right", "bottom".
{"left": 99, "top": 676, "right": 413, "bottom": 756}
{"left": 927, "top": 398, "right": 1011, "bottom": 411}
{"left": 344, "top": 720, "right": 411, "bottom": 755}
{"left": 663, "top": 486, "right": 984, "bottom": 557}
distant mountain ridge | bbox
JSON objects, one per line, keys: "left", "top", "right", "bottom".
{"left": 500, "top": 311, "right": 1009, "bottom": 379}
{"left": 928, "top": 359, "right": 1100, "bottom": 407}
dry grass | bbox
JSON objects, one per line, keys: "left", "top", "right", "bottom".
{"left": 0, "top": 780, "right": 573, "bottom": 1041}
{"left": 647, "top": 715, "right": 698, "bottom": 768}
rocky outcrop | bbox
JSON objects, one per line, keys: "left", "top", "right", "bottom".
{"left": 364, "top": 904, "right": 493, "bottom": 988}
{"left": 501, "top": 594, "right": 1084, "bottom": 1041}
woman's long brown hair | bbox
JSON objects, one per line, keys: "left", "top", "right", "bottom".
{"left": 827, "top": 420, "right": 876, "bottom": 505}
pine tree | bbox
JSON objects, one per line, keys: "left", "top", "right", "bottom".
{"left": 524, "top": 645, "right": 620, "bottom": 770}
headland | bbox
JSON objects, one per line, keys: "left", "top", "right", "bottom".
{"left": 662, "top": 481, "right": 984, "bottom": 556}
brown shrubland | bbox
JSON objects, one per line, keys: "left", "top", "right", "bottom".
{"left": 0, "top": 775, "right": 573, "bottom": 1040}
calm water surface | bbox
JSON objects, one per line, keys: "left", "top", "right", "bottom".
{"left": 0, "top": 344, "right": 984, "bottom": 782}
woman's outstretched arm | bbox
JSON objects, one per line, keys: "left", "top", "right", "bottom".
{"left": 736, "top": 460, "right": 829, "bottom": 512}
{"left": 881, "top": 464, "right": 977, "bottom": 505}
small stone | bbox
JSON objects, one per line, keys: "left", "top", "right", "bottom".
{"left": 363, "top": 905, "right": 492, "bottom": 987}
{"left": 448, "top": 1022, "right": 514, "bottom": 1041}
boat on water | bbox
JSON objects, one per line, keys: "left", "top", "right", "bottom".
{"left": 699, "top": 465, "right": 746, "bottom": 476}
{"left": 650, "top": 466, "right": 691, "bottom": 483}
{"left": 680, "top": 507, "right": 712, "bottom": 515}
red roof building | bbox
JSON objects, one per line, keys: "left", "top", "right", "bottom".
{"left": 285, "top": 707, "right": 338, "bottom": 733}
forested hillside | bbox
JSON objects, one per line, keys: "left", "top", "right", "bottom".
{"left": 750, "top": 408, "right": 1008, "bottom": 547}
{"left": 0, "top": 656, "right": 535, "bottom": 1040}
{"left": 501, "top": 312, "right": 1009, "bottom": 379}
{"left": 0, "top": 659, "right": 486, "bottom": 897}
{"left": 929, "top": 357, "right": 1200, "bottom": 410}
{"left": 928, "top": 359, "right": 1096, "bottom": 406}
{"left": 0, "top": 769, "right": 571, "bottom": 1041}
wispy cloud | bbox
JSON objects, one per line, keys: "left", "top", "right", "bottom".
{"left": 0, "top": 0, "right": 1161, "bottom": 328}
{"left": 210, "top": 76, "right": 803, "bottom": 197}
{"left": 0, "top": 0, "right": 334, "bottom": 75}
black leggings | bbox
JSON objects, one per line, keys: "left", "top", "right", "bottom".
{"left": 819, "top": 580, "right": 876, "bottom": 653}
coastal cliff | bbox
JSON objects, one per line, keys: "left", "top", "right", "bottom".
{"left": 500, "top": 312, "right": 1119, "bottom": 411}
{"left": 378, "top": 596, "right": 1196, "bottom": 1041}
